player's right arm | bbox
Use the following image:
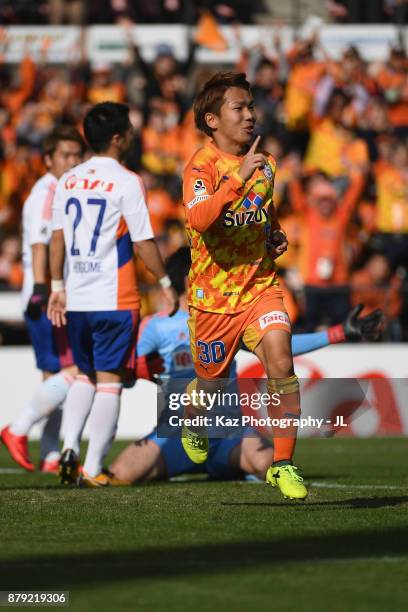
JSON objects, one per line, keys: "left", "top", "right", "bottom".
{"left": 25, "top": 243, "right": 49, "bottom": 320}
{"left": 25, "top": 187, "right": 53, "bottom": 320}
{"left": 185, "top": 137, "right": 267, "bottom": 233}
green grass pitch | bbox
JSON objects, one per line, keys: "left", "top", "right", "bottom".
{"left": 1, "top": 438, "right": 407, "bottom": 612}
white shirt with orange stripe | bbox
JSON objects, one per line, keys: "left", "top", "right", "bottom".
{"left": 52, "top": 156, "right": 153, "bottom": 311}
{"left": 22, "top": 172, "right": 57, "bottom": 311}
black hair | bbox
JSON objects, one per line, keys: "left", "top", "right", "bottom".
{"left": 165, "top": 246, "right": 191, "bottom": 296}
{"left": 43, "top": 125, "right": 86, "bottom": 157}
{"left": 83, "top": 101, "right": 131, "bottom": 153}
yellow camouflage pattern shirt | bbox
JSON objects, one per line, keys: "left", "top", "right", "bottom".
{"left": 183, "top": 141, "right": 280, "bottom": 314}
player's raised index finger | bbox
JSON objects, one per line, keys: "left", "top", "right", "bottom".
{"left": 248, "top": 135, "right": 261, "bottom": 155}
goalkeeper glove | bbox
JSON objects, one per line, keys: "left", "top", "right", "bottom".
{"left": 122, "top": 351, "right": 165, "bottom": 389}
{"left": 328, "top": 304, "right": 384, "bottom": 344}
{"left": 136, "top": 350, "right": 165, "bottom": 381}
{"left": 26, "top": 283, "right": 48, "bottom": 321}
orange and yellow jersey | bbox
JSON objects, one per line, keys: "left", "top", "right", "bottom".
{"left": 183, "top": 141, "right": 280, "bottom": 314}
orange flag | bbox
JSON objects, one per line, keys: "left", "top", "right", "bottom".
{"left": 195, "top": 11, "right": 228, "bottom": 52}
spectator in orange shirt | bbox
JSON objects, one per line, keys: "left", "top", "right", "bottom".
{"left": 0, "top": 138, "right": 44, "bottom": 231}
{"left": 376, "top": 46, "right": 408, "bottom": 137}
{"left": 372, "top": 140, "right": 408, "bottom": 270}
{"left": 315, "top": 46, "right": 376, "bottom": 128}
{"left": 289, "top": 170, "right": 365, "bottom": 330}
{"left": 86, "top": 62, "right": 125, "bottom": 105}
{"left": 373, "top": 133, "right": 394, "bottom": 177}
{"left": 141, "top": 169, "right": 181, "bottom": 236}
{"left": 351, "top": 252, "right": 402, "bottom": 340}
{"left": 0, "top": 54, "right": 36, "bottom": 117}
{"left": 284, "top": 37, "right": 327, "bottom": 154}
{"left": 305, "top": 88, "right": 369, "bottom": 179}
{"left": 141, "top": 107, "right": 182, "bottom": 175}
{"left": 132, "top": 34, "right": 197, "bottom": 108}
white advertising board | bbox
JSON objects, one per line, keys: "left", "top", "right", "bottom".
{"left": 0, "top": 345, "right": 407, "bottom": 440}
{"left": 1, "top": 24, "right": 405, "bottom": 64}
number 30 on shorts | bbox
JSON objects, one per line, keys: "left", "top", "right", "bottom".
{"left": 197, "top": 340, "right": 226, "bottom": 364}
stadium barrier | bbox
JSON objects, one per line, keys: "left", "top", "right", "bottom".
{"left": 0, "top": 345, "right": 407, "bottom": 439}
{"left": 0, "top": 293, "right": 22, "bottom": 322}
{"left": 1, "top": 24, "right": 405, "bottom": 64}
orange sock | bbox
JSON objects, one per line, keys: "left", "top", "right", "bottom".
{"left": 267, "top": 378, "right": 300, "bottom": 464}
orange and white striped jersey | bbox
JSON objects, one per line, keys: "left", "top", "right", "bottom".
{"left": 22, "top": 172, "right": 57, "bottom": 311}
{"left": 52, "top": 157, "right": 153, "bottom": 311}
{"left": 183, "top": 141, "right": 280, "bottom": 314}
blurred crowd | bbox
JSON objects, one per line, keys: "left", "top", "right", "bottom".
{"left": 0, "top": 1, "right": 407, "bottom": 26}
{"left": 0, "top": 1, "right": 266, "bottom": 26}
{"left": 0, "top": 15, "right": 408, "bottom": 341}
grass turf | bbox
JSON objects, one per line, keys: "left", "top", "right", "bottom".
{"left": 0, "top": 438, "right": 407, "bottom": 612}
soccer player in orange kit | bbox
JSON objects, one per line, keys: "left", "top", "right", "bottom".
{"left": 182, "top": 72, "right": 307, "bottom": 499}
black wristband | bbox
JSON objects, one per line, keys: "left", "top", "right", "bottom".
{"left": 33, "top": 283, "right": 48, "bottom": 297}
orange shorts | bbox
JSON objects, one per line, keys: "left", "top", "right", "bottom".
{"left": 188, "top": 288, "right": 290, "bottom": 379}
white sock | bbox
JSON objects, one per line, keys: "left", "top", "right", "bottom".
{"left": 83, "top": 383, "right": 122, "bottom": 477}
{"left": 10, "top": 371, "right": 74, "bottom": 436}
{"left": 63, "top": 375, "right": 96, "bottom": 455}
{"left": 40, "top": 406, "right": 63, "bottom": 462}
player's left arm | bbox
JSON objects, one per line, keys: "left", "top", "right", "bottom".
{"left": 47, "top": 184, "right": 66, "bottom": 327}
{"left": 265, "top": 158, "right": 288, "bottom": 259}
{"left": 48, "top": 229, "right": 66, "bottom": 327}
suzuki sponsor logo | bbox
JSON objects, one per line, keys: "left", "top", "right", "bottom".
{"left": 259, "top": 311, "right": 290, "bottom": 329}
{"left": 223, "top": 207, "right": 268, "bottom": 227}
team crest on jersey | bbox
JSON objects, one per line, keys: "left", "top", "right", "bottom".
{"left": 193, "top": 179, "right": 207, "bottom": 196}
{"left": 242, "top": 189, "right": 264, "bottom": 210}
{"left": 263, "top": 164, "right": 274, "bottom": 182}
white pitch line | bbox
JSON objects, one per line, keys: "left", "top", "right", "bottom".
{"left": 310, "top": 481, "right": 403, "bottom": 490}
{"left": 240, "top": 479, "right": 405, "bottom": 490}
{"left": 0, "top": 467, "right": 25, "bottom": 474}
